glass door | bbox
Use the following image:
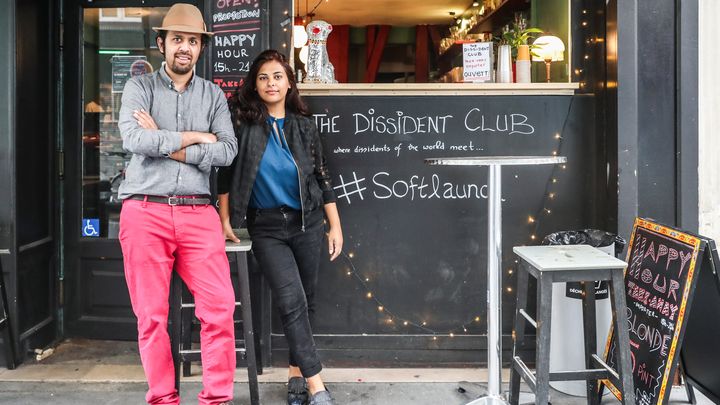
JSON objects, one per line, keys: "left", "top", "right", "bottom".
{"left": 63, "top": 1, "right": 202, "bottom": 339}
{"left": 81, "top": 6, "right": 168, "bottom": 239}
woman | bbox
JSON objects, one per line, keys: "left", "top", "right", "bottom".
{"left": 217, "top": 50, "right": 343, "bottom": 405}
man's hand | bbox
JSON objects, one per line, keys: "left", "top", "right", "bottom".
{"left": 168, "top": 149, "right": 186, "bottom": 162}
{"left": 133, "top": 109, "right": 158, "bottom": 130}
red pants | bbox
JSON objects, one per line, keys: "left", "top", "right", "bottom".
{"left": 119, "top": 199, "right": 236, "bottom": 405}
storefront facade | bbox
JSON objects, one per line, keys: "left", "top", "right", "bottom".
{"left": 0, "top": 0, "right": 704, "bottom": 369}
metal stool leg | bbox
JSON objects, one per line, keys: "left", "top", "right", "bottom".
{"left": 234, "top": 251, "right": 260, "bottom": 405}
{"left": 535, "top": 274, "right": 553, "bottom": 405}
{"left": 581, "top": 281, "right": 600, "bottom": 405}
{"left": 609, "top": 269, "right": 635, "bottom": 405}
{"left": 509, "top": 264, "right": 530, "bottom": 405}
{"left": 170, "top": 272, "right": 182, "bottom": 392}
{"left": 181, "top": 285, "right": 193, "bottom": 377}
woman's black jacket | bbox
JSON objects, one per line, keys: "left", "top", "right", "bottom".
{"left": 217, "top": 112, "right": 337, "bottom": 230}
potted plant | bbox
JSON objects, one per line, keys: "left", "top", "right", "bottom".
{"left": 499, "top": 16, "right": 542, "bottom": 82}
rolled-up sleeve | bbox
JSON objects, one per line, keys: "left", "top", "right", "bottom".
{"left": 184, "top": 88, "right": 237, "bottom": 170}
{"left": 118, "top": 78, "right": 182, "bottom": 157}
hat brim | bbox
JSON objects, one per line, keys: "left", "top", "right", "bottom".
{"left": 152, "top": 25, "right": 214, "bottom": 36}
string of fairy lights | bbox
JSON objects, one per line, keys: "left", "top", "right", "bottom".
{"left": 274, "top": 2, "right": 594, "bottom": 338}
{"left": 336, "top": 97, "right": 575, "bottom": 338}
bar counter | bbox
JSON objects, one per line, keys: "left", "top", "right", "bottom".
{"left": 298, "top": 82, "right": 579, "bottom": 96}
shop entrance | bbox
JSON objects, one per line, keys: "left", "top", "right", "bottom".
{"left": 62, "top": 0, "right": 203, "bottom": 340}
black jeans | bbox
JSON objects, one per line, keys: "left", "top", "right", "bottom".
{"left": 247, "top": 206, "right": 324, "bottom": 377}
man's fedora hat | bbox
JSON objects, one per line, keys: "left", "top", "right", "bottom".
{"left": 152, "top": 3, "right": 213, "bottom": 36}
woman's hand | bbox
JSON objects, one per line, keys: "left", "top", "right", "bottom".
{"left": 327, "top": 225, "right": 343, "bottom": 261}
{"left": 222, "top": 220, "right": 240, "bottom": 243}
{"left": 133, "top": 109, "right": 158, "bottom": 130}
{"left": 323, "top": 203, "right": 343, "bottom": 261}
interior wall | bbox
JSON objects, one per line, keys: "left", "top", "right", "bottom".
{"left": 699, "top": 0, "right": 720, "bottom": 242}
{"left": 531, "top": 0, "right": 570, "bottom": 82}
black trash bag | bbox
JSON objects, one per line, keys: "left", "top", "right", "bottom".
{"left": 541, "top": 229, "right": 626, "bottom": 300}
{"left": 542, "top": 229, "right": 626, "bottom": 256}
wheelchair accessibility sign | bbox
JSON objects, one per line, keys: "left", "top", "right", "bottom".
{"left": 82, "top": 218, "right": 100, "bottom": 237}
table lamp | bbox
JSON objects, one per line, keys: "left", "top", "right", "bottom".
{"left": 532, "top": 35, "right": 565, "bottom": 82}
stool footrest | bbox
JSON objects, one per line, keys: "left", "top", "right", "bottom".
{"left": 512, "top": 356, "right": 537, "bottom": 391}
{"left": 549, "top": 369, "right": 611, "bottom": 381}
{"left": 519, "top": 309, "right": 537, "bottom": 329}
{"left": 181, "top": 302, "right": 242, "bottom": 309}
{"left": 180, "top": 348, "right": 247, "bottom": 362}
{"left": 592, "top": 354, "right": 620, "bottom": 381}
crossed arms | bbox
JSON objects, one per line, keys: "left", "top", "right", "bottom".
{"left": 118, "top": 78, "right": 237, "bottom": 170}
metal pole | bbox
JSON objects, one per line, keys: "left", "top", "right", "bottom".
{"left": 467, "top": 164, "right": 507, "bottom": 405}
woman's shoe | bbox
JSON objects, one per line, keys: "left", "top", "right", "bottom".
{"left": 308, "top": 389, "right": 336, "bottom": 405}
{"left": 287, "top": 376, "right": 309, "bottom": 405}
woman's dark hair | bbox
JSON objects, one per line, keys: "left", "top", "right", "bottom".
{"left": 230, "top": 49, "right": 309, "bottom": 125}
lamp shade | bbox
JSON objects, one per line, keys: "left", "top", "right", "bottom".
{"left": 532, "top": 35, "right": 565, "bottom": 62}
{"left": 299, "top": 45, "right": 309, "bottom": 64}
{"left": 293, "top": 17, "right": 308, "bottom": 48}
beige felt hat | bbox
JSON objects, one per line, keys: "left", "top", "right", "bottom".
{"left": 152, "top": 3, "right": 213, "bottom": 36}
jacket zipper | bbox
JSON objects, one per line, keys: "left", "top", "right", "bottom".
{"left": 277, "top": 121, "right": 306, "bottom": 232}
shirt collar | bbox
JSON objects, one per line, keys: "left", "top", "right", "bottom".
{"left": 267, "top": 115, "right": 285, "bottom": 125}
{"left": 158, "top": 63, "right": 196, "bottom": 91}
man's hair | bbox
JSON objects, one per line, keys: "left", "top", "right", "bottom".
{"left": 156, "top": 30, "right": 210, "bottom": 55}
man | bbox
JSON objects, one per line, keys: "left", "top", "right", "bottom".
{"left": 117, "top": 4, "right": 238, "bottom": 405}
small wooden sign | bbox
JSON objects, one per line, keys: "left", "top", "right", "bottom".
{"left": 462, "top": 42, "right": 493, "bottom": 83}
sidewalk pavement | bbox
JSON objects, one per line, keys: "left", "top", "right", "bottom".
{"left": 0, "top": 339, "right": 712, "bottom": 405}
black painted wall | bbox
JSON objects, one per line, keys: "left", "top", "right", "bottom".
{"left": 0, "top": 0, "right": 59, "bottom": 367}
{"left": 615, "top": 0, "right": 698, "bottom": 238}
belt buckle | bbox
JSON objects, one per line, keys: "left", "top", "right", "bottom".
{"left": 168, "top": 196, "right": 180, "bottom": 206}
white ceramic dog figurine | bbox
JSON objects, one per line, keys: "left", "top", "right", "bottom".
{"left": 304, "top": 20, "right": 337, "bottom": 83}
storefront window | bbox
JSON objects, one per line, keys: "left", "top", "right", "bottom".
{"left": 81, "top": 7, "right": 168, "bottom": 238}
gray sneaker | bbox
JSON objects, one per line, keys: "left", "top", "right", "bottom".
{"left": 309, "top": 390, "right": 336, "bottom": 405}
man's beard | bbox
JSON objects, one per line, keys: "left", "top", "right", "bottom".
{"left": 168, "top": 52, "right": 194, "bottom": 75}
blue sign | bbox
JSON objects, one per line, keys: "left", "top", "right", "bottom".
{"left": 82, "top": 218, "right": 100, "bottom": 237}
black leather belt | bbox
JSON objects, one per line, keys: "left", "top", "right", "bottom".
{"left": 127, "top": 195, "right": 211, "bottom": 206}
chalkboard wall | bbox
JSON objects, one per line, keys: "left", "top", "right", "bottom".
{"left": 288, "top": 94, "right": 601, "bottom": 358}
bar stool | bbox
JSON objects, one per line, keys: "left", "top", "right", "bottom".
{"left": 169, "top": 238, "right": 260, "bottom": 405}
{"left": 509, "top": 245, "right": 635, "bottom": 405}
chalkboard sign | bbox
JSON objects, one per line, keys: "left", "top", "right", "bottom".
{"left": 681, "top": 240, "right": 720, "bottom": 403}
{"left": 210, "top": 0, "right": 265, "bottom": 95}
{"left": 299, "top": 94, "right": 599, "bottom": 339}
{"left": 601, "top": 218, "right": 705, "bottom": 405}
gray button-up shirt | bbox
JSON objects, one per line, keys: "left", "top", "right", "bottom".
{"left": 117, "top": 66, "right": 237, "bottom": 199}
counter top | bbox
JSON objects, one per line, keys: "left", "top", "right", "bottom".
{"left": 298, "top": 82, "right": 579, "bottom": 96}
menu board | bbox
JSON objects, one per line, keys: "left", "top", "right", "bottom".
{"left": 210, "top": 0, "right": 264, "bottom": 95}
{"left": 601, "top": 218, "right": 705, "bottom": 405}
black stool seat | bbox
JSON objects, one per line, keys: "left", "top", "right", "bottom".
{"left": 169, "top": 237, "right": 260, "bottom": 405}
{"left": 509, "top": 245, "right": 635, "bottom": 405}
